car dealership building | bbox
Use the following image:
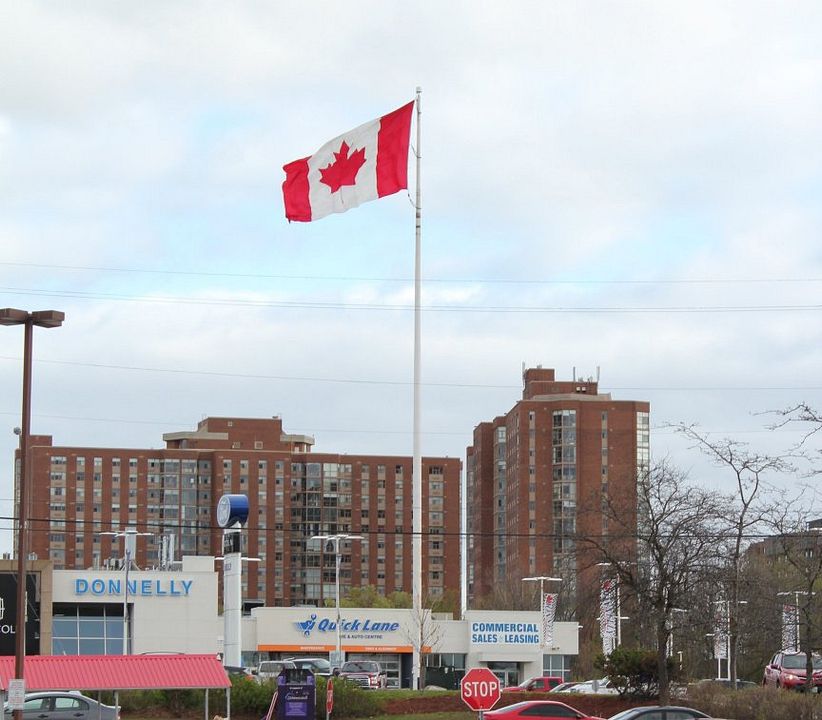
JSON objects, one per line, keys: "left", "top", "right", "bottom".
{"left": 5, "top": 558, "right": 578, "bottom": 689}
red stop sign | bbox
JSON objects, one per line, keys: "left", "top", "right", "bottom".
{"left": 326, "top": 678, "right": 334, "bottom": 715}
{"left": 460, "top": 667, "right": 501, "bottom": 712}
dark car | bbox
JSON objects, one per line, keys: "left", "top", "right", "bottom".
{"left": 485, "top": 700, "right": 603, "bottom": 720}
{"left": 224, "top": 665, "right": 254, "bottom": 681}
{"left": 763, "top": 651, "right": 822, "bottom": 691}
{"left": 4, "top": 693, "right": 118, "bottom": 720}
{"left": 607, "top": 707, "right": 710, "bottom": 720}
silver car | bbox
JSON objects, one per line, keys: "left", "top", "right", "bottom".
{"left": 256, "top": 660, "right": 296, "bottom": 683}
{"left": 4, "top": 693, "right": 118, "bottom": 720}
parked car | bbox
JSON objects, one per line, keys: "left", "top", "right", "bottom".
{"left": 485, "top": 700, "right": 604, "bottom": 720}
{"left": 551, "top": 682, "right": 581, "bottom": 693}
{"left": 505, "top": 676, "right": 564, "bottom": 692}
{"left": 568, "top": 678, "right": 619, "bottom": 695}
{"left": 284, "top": 657, "right": 332, "bottom": 677}
{"left": 763, "top": 651, "right": 822, "bottom": 691}
{"left": 339, "top": 660, "right": 387, "bottom": 689}
{"left": 607, "top": 707, "right": 710, "bottom": 720}
{"left": 256, "top": 659, "right": 296, "bottom": 683}
{"left": 224, "top": 665, "right": 254, "bottom": 681}
{"left": 3, "top": 692, "right": 118, "bottom": 720}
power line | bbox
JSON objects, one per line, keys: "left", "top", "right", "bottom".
{"left": 0, "top": 410, "right": 810, "bottom": 440}
{"left": 2, "top": 356, "right": 821, "bottom": 393}
{"left": 3, "top": 285, "right": 821, "bottom": 314}
{"left": 3, "top": 513, "right": 804, "bottom": 541}
{"left": 4, "top": 260, "right": 822, "bottom": 286}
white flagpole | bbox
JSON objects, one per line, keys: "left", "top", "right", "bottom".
{"left": 411, "top": 85, "right": 423, "bottom": 691}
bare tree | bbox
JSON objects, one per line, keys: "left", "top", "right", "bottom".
{"left": 403, "top": 592, "right": 444, "bottom": 689}
{"left": 579, "top": 460, "right": 724, "bottom": 704}
{"left": 772, "top": 403, "right": 822, "bottom": 461}
{"left": 672, "top": 423, "right": 788, "bottom": 687}
{"left": 473, "top": 579, "right": 537, "bottom": 611}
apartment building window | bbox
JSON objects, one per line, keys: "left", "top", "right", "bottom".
{"left": 637, "top": 411, "right": 650, "bottom": 473}
{"left": 552, "top": 409, "right": 577, "bottom": 566}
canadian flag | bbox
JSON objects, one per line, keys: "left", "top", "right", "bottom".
{"left": 282, "top": 101, "right": 414, "bottom": 222}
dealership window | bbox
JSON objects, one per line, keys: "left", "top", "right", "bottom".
{"left": 52, "top": 603, "right": 124, "bottom": 655}
{"left": 542, "top": 654, "right": 572, "bottom": 680}
{"left": 425, "top": 653, "right": 466, "bottom": 670}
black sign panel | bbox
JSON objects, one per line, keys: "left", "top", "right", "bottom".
{"left": 0, "top": 573, "right": 41, "bottom": 655}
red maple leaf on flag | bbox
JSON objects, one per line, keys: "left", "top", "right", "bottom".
{"left": 319, "top": 141, "right": 366, "bottom": 193}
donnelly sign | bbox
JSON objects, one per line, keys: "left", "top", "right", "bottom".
{"left": 75, "top": 578, "right": 194, "bottom": 597}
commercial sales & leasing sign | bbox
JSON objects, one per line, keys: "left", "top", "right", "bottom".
{"left": 470, "top": 621, "right": 540, "bottom": 645}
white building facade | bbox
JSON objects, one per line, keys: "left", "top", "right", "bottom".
{"left": 50, "top": 556, "right": 218, "bottom": 656}
{"left": 47, "top": 559, "right": 578, "bottom": 689}
{"left": 246, "top": 606, "right": 578, "bottom": 689}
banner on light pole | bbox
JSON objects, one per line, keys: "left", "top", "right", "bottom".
{"left": 782, "top": 604, "right": 798, "bottom": 652}
{"left": 713, "top": 605, "right": 728, "bottom": 660}
{"left": 600, "top": 579, "right": 617, "bottom": 654}
{"left": 542, "top": 593, "right": 558, "bottom": 646}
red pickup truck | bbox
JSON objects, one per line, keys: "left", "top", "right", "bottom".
{"left": 504, "top": 676, "right": 564, "bottom": 692}
{"left": 339, "top": 660, "right": 387, "bottom": 689}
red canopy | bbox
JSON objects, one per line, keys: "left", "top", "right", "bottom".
{"left": 0, "top": 655, "right": 231, "bottom": 691}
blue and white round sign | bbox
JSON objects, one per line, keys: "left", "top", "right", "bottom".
{"left": 217, "top": 494, "right": 249, "bottom": 528}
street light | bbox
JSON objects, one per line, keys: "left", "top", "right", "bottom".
{"left": 666, "top": 608, "right": 687, "bottom": 657}
{"left": 312, "top": 534, "right": 362, "bottom": 668}
{"left": 522, "top": 576, "right": 562, "bottom": 648}
{"left": 100, "top": 527, "right": 152, "bottom": 654}
{"left": 1, "top": 308, "right": 63, "bottom": 719}
{"left": 712, "top": 599, "right": 747, "bottom": 681}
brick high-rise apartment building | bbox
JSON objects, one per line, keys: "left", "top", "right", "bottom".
{"left": 466, "top": 368, "right": 649, "bottom": 604}
{"left": 18, "top": 417, "right": 462, "bottom": 606}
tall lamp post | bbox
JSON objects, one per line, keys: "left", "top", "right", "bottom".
{"left": 100, "top": 527, "right": 152, "bottom": 654}
{"left": 522, "top": 576, "right": 562, "bottom": 648}
{"left": 312, "top": 534, "right": 362, "bottom": 668}
{"left": 1, "top": 308, "right": 63, "bottom": 719}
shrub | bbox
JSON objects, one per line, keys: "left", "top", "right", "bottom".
{"left": 686, "top": 682, "right": 822, "bottom": 720}
{"left": 595, "top": 647, "right": 682, "bottom": 698}
{"left": 228, "top": 676, "right": 274, "bottom": 716}
{"left": 314, "top": 676, "right": 380, "bottom": 719}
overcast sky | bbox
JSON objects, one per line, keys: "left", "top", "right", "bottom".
{"left": 2, "top": 2, "right": 822, "bottom": 554}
